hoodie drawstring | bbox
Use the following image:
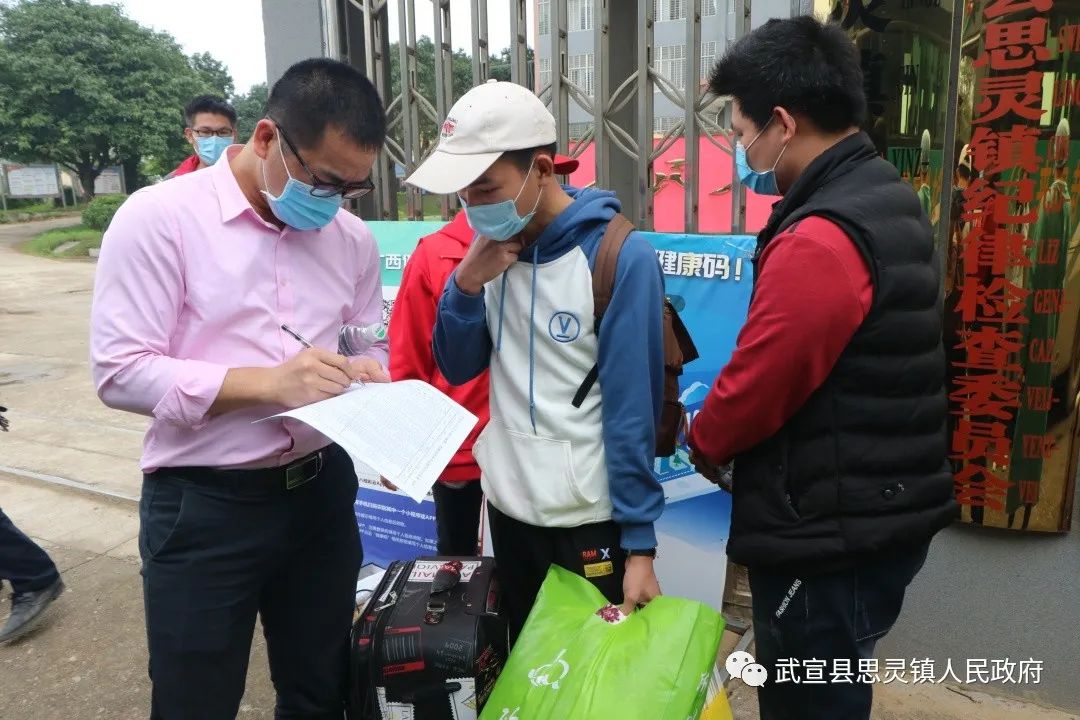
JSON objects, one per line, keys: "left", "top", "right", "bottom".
{"left": 528, "top": 242, "right": 539, "bottom": 432}
{"left": 493, "top": 244, "right": 537, "bottom": 433}
{"left": 495, "top": 272, "right": 508, "bottom": 353}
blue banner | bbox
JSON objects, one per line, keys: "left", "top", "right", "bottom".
{"left": 354, "top": 476, "right": 438, "bottom": 568}
{"left": 352, "top": 223, "right": 444, "bottom": 567}
{"left": 644, "top": 232, "right": 756, "bottom": 607}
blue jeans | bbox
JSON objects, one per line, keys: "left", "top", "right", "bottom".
{"left": 747, "top": 540, "right": 931, "bottom": 720}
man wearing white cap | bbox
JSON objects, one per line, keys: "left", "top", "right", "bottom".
{"left": 408, "top": 80, "right": 666, "bottom": 641}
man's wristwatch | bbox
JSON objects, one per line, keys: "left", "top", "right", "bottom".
{"left": 626, "top": 548, "right": 657, "bottom": 559}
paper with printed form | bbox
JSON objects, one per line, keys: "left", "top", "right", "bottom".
{"left": 267, "top": 380, "right": 478, "bottom": 503}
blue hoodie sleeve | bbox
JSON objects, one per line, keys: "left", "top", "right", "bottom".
{"left": 597, "top": 232, "right": 666, "bottom": 550}
{"left": 433, "top": 271, "right": 493, "bottom": 385}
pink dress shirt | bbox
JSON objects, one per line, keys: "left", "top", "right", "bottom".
{"left": 90, "top": 147, "right": 388, "bottom": 472}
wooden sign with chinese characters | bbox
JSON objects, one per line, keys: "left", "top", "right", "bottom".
{"left": 947, "top": 0, "right": 1077, "bottom": 532}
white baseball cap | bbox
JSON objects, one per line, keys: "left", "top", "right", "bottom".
{"left": 405, "top": 79, "right": 559, "bottom": 195}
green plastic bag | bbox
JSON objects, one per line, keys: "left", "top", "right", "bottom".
{"left": 480, "top": 565, "right": 725, "bottom": 720}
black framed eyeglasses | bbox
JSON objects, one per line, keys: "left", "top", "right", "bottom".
{"left": 270, "top": 118, "right": 375, "bottom": 200}
{"left": 191, "top": 127, "right": 235, "bottom": 138}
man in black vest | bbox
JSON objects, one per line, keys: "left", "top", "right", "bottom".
{"left": 689, "top": 17, "right": 957, "bottom": 720}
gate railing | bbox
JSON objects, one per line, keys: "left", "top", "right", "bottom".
{"left": 337, "top": 0, "right": 781, "bottom": 231}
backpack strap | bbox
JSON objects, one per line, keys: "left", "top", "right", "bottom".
{"left": 572, "top": 214, "right": 635, "bottom": 409}
{"left": 592, "top": 213, "right": 635, "bottom": 321}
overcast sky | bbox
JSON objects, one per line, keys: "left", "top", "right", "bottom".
{"left": 95, "top": 0, "right": 525, "bottom": 95}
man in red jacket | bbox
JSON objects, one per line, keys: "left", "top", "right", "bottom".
{"left": 166, "top": 95, "right": 238, "bottom": 179}
{"left": 388, "top": 155, "right": 579, "bottom": 555}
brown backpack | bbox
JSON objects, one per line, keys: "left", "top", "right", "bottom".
{"left": 571, "top": 213, "right": 700, "bottom": 457}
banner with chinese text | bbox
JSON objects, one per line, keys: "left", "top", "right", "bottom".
{"left": 643, "top": 231, "right": 756, "bottom": 607}
{"left": 826, "top": 0, "right": 1079, "bottom": 532}
{"left": 944, "top": 0, "right": 1078, "bottom": 531}
{"left": 352, "top": 221, "right": 444, "bottom": 568}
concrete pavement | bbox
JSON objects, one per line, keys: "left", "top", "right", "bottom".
{"left": 1, "top": 219, "right": 1077, "bottom": 719}
{"left": 0, "top": 218, "right": 145, "bottom": 502}
{"left": 0, "top": 472, "right": 275, "bottom": 719}
{"left": 4, "top": 463, "right": 1072, "bottom": 720}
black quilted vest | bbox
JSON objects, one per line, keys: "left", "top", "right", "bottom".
{"left": 729, "top": 132, "right": 958, "bottom": 571}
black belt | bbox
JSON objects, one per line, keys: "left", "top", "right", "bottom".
{"left": 155, "top": 446, "right": 333, "bottom": 491}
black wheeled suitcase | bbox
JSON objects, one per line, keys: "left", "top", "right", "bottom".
{"left": 348, "top": 557, "right": 507, "bottom": 720}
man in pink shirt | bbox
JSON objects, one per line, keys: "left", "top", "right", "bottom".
{"left": 90, "top": 59, "right": 389, "bottom": 719}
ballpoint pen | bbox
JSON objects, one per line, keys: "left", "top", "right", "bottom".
{"left": 280, "top": 323, "right": 313, "bottom": 348}
{"left": 281, "top": 323, "right": 366, "bottom": 387}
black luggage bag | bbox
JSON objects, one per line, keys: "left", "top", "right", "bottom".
{"left": 348, "top": 557, "right": 507, "bottom": 720}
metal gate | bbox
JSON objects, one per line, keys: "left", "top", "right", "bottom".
{"left": 303, "top": 0, "right": 802, "bottom": 231}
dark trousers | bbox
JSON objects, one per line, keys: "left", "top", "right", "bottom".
{"left": 487, "top": 502, "right": 625, "bottom": 644}
{"left": 747, "top": 540, "right": 931, "bottom": 720}
{"left": 432, "top": 481, "right": 483, "bottom": 556}
{"left": 141, "top": 444, "right": 362, "bottom": 720}
{"left": 0, "top": 507, "right": 60, "bottom": 594}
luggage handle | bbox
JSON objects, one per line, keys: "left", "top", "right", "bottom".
{"left": 430, "top": 560, "right": 464, "bottom": 596}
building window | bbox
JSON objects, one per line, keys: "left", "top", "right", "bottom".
{"left": 700, "top": 41, "right": 717, "bottom": 82}
{"left": 654, "top": 0, "right": 686, "bottom": 21}
{"left": 539, "top": 0, "right": 551, "bottom": 36}
{"left": 538, "top": 57, "right": 552, "bottom": 90}
{"left": 568, "top": 0, "right": 592, "bottom": 32}
{"left": 656, "top": 116, "right": 683, "bottom": 133}
{"left": 569, "top": 122, "right": 594, "bottom": 140}
{"left": 704, "top": 0, "right": 718, "bottom": 16}
{"left": 569, "top": 52, "right": 595, "bottom": 97}
{"left": 656, "top": 44, "right": 687, "bottom": 91}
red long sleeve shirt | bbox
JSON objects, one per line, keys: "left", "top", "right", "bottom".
{"left": 688, "top": 216, "right": 874, "bottom": 465}
{"left": 388, "top": 213, "right": 489, "bottom": 483}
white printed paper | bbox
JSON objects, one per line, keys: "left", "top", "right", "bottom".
{"left": 377, "top": 688, "right": 415, "bottom": 720}
{"left": 355, "top": 566, "right": 387, "bottom": 608}
{"left": 266, "top": 380, "right": 478, "bottom": 503}
{"left": 448, "top": 677, "right": 478, "bottom": 720}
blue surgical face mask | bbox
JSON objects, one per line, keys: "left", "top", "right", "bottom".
{"left": 461, "top": 158, "right": 542, "bottom": 242}
{"left": 735, "top": 118, "right": 788, "bottom": 196}
{"left": 195, "top": 135, "right": 232, "bottom": 166}
{"left": 261, "top": 131, "right": 341, "bottom": 230}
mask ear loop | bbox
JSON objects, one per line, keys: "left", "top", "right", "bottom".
{"left": 769, "top": 143, "right": 789, "bottom": 173}
{"left": 744, "top": 115, "right": 774, "bottom": 152}
{"left": 511, "top": 155, "right": 546, "bottom": 222}
{"left": 261, "top": 128, "right": 298, "bottom": 201}
{"left": 745, "top": 115, "right": 790, "bottom": 175}
{"left": 511, "top": 156, "right": 538, "bottom": 203}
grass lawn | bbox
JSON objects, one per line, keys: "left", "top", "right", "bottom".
{"left": 23, "top": 224, "right": 103, "bottom": 258}
{"left": 0, "top": 201, "right": 81, "bottom": 224}
{"left": 395, "top": 191, "right": 451, "bottom": 220}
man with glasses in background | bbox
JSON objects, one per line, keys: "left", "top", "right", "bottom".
{"left": 166, "top": 94, "right": 238, "bottom": 179}
{"left": 90, "top": 59, "right": 389, "bottom": 719}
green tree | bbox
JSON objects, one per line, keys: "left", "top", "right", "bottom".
{"left": 489, "top": 47, "right": 535, "bottom": 86}
{"left": 382, "top": 42, "right": 537, "bottom": 158}
{"left": 0, "top": 0, "right": 224, "bottom": 194}
{"left": 189, "top": 51, "right": 235, "bottom": 99}
{"left": 388, "top": 36, "right": 472, "bottom": 156}
{"left": 233, "top": 83, "right": 268, "bottom": 143}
